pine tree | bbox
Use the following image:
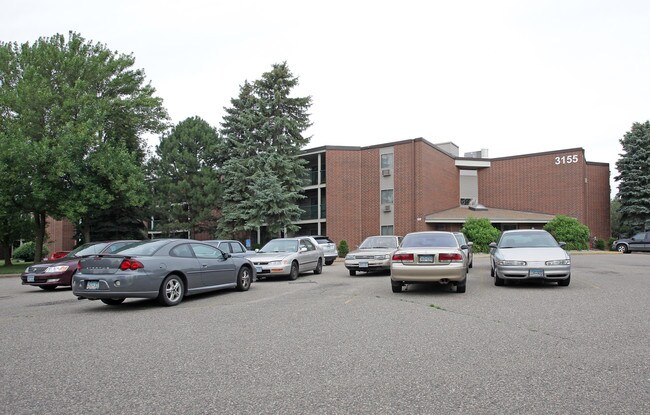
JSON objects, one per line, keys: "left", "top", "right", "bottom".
{"left": 149, "top": 117, "right": 221, "bottom": 238}
{"left": 615, "top": 121, "right": 650, "bottom": 233}
{"left": 217, "top": 63, "right": 311, "bottom": 238}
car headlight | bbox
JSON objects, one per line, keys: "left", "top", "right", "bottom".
{"left": 44, "top": 265, "right": 69, "bottom": 273}
{"left": 496, "top": 260, "right": 527, "bottom": 266}
{"left": 346, "top": 255, "right": 355, "bottom": 260}
{"left": 268, "top": 261, "right": 282, "bottom": 266}
{"left": 545, "top": 259, "right": 570, "bottom": 265}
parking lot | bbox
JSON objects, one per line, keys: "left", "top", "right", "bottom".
{"left": 1, "top": 253, "right": 649, "bottom": 414}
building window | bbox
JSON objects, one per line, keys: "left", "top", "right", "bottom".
{"left": 381, "top": 153, "right": 393, "bottom": 169}
{"left": 460, "top": 198, "right": 472, "bottom": 206}
{"left": 381, "top": 189, "right": 394, "bottom": 204}
{"left": 381, "top": 225, "right": 394, "bottom": 235}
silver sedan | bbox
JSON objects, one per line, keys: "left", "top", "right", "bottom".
{"left": 72, "top": 239, "right": 255, "bottom": 306}
{"left": 489, "top": 229, "right": 571, "bottom": 286}
{"left": 249, "top": 237, "right": 324, "bottom": 280}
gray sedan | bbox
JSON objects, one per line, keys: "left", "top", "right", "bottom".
{"left": 72, "top": 239, "right": 255, "bottom": 306}
{"left": 489, "top": 229, "right": 571, "bottom": 286}
{"left": 249, "top": 237, "right": 324, "bottom": 280}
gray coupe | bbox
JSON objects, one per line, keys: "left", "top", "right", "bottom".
{"left": 72, "top": 239, "right": 255, "bottom": 306}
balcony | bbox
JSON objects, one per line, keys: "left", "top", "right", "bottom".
{"left": 303, "top": 170, "right": 326, "bottom": 186}
{"left": 299, "top": 204, "right": 326, "bottom": 220}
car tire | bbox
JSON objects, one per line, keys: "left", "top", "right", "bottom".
{"left": 469, "top": 260, "right": 473, "bottom": 269}
{"left": 558, "top": 275, "right": 571, "bottom": 287}
{"left": 616, "top": 244, "right": 629, "bottom": 253}
{"left": 236, "top": 267, "right": 252, "bottom": 291}
{"left": 39, "top": 285, "right": 57, "bottom": 291}
{"left": 313, "top": 258, "right": 323, "bottom": 275}
{"left": 494, "top": 274, "right": 504, "bottom": 286}
{"left": 490, "top": 265, "right": 495, "bottom": 277}
{"left": 325, "top": 259, "right": 334, "bottom": 266}
{"left": 456, "top": 279, "right": 467, "bottom": 293}
{"left": 391, "top": 281, "right": 402, "bottom": 293}
{"left": 158, "top": 274, "right": 184, "bottom": 306}
{"left": 101, "top": 298, "right": 125, "bottom": 306}
{"left": 288, "top": 262, "right": 299, "bottom": 280}
{"left": 349, "top": 269, "right": 356, "bottom": 276}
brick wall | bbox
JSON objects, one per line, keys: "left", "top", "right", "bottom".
{"left": 586, "top": 162, "right": 611, "bottom": 240}
{"left": 325, "top": 149, "right": 364, "bottom": 248}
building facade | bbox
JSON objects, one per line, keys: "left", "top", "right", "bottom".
{"left": 294, "top": 138, "right": 610, "bottom": 249}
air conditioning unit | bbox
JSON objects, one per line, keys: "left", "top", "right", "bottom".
{"left": 381, "top": 169, "right": 391, "bottom": 177}
{"left": 383, "top": 204, "right": 392, "bottom": 212}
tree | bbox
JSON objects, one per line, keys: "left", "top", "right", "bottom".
{"left": 615, "top": 121, "right": 650, "bottom": 234}
{"left": 461, "top": 218, "right": 501, "bottom": 253}
{"left": 543, "top": 215, "right": 590, "bottom": 250}
{"left": 217, "top": 62, "right": 311, "bottom": 238}
{"left": 149, "top": 117, "right": 221, "bottom": 238}
{"left": 0, "top": 199, "right": 33, "bottom": 266}
{"left": 0, "top": 32, "right": 168, "bottom": 260}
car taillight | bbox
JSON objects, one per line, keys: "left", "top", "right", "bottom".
{"left": 438, "top": 253, "right": 463, "bottom": 262}
{"left": 392, "top": 253, "right": 414, "bottom": 262}
{"left": 119, "top": 259, "right": 144, "bottom": 271}
{"left": 77, "top": 260, "right": 82, "bottom": 271}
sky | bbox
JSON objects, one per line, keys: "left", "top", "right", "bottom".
{"left": 2, "top": 0, "right": 649, "bottom": 194}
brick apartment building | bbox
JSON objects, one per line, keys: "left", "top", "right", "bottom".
{"left": 41, "top": 137, "right": 610, "bottom": 254}
{"left": 294, "top": 138, "right": 610, "bottom": 249}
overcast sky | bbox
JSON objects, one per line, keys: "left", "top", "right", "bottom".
{"left": 3, "top": 0, "right": 649, "bottom": 193}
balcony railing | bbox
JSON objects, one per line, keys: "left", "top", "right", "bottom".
{"left": 299, "top": 204, "right": 326, "bottom": 220}
{"left": 303, "top": 170, "right": 326, "bottom": 186}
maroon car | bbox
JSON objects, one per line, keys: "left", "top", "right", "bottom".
{"left": 20, "top": 240, "right": 138, "bottom": 290}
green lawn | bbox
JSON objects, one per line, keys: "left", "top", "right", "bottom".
{"left": 0, "top": 262, "right": 31, "bottom": 274}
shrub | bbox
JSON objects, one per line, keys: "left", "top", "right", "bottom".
{"left": 595, "top": 239, "right": 606, "bottom": 250}
{"left": 338, "top": 240, "right": 349, "bottom": 258}
{"left": 461, "top": 218, "right": 501, "bottom": 253}
{"left": 12, "top": 242, "right": 48, "bottom": 262}
{"left": 607, "top": 237, "right": 616, "bottom": 251}
{"left": 543, "top": 215, "right": 590, "bottom": 250}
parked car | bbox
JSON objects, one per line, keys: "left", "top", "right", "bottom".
{"left": 249, "top": 236, "right": 324, "bottom": 280}
{"left": 311, "top": 235, "right": 338, "bottom": 265}
{"left": 390, "top": 231, "right": 468, "bottom": 293}
{"left": 21, "top": 240, "right": 138, "bottom": 291}
{"left": 345, "top": 235, "right": 401, "bottom": 276}
{"left": 47, "top": 251, "right": 71, "bottom": 261}
{"left": 204, "top": 239, "right": 254, "bottom": 258}
{"left": 453, "top": 232, "right": 473, "bottom": 269}
{"left": 489, "top": 229, "right": 571, "bottom": 286}
{"left": 612, "top": 231, "right": 650, "bottom": 253}
{"left": 73, "top": 239, "right": 255, "bottom": 306}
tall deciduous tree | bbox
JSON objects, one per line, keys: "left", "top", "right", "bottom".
{"left": 0, "top": 32, "right": 168, "bottom": 260}
{"left": 615, "top": 121, "right": 650, "bottom": 234}
{"left": 149, "top": 117, "right": 221, "bottom": 238}
{"left": 217, "top": 62, "right": 311, "bottom": 238}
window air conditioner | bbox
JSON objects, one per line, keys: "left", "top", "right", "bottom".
{"left": 383, "top": 204, "right": 392, "bottom": 212}
{"left": 382, "top": 169, "right": 391, "bottom": 177}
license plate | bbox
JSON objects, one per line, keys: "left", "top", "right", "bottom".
{"left": 86, "top": 281, "right": 100, "bottom": 290}
{"left": 359, "top": 261, "right": 368, "bottom": 268}
{"left": 27, "top": 275, "right": 34, "bottom": 283}
{"left": 255, "top": 267, "right": 262, "bottom": 273}
{"left": 529, "top": 269, "right": 544, "bottom": 277}
{"left": 419, "top": 255, "right": 433, "bottom": 263}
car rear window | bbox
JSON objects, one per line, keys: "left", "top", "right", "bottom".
{"left": 315, "top": 237, "right": 333, "bottom": 244}
{"left": 401, "top": 233, "right": 458, "bottom": 248}
{"left": 113, "top": 240, "right": 172, "bottom": 256}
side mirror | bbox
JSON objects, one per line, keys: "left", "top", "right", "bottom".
{"left": 222, "top": 252, "right": 232, "bottom": 259}
{"left": 255, "top": 248, "right": 260, "bottom": 253}
{"left": 467, "top": 242, "right": 474, "bottom": 246}
{"left": 460, "top": 244, "right": 469, "bottom": 250}
{"left": 489, "top": 242, "right": 497, "bottom": 248}
{"left": 558, "top": 242, "right": 566, "bottom": 247}
{"left": 300, "top": 246, "right": 308, "bottom": 253}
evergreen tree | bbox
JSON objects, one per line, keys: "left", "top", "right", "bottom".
{"left": 217, "top": 63, "right": 311, "bottom": 238}
{"left": 149, "top": 117, "right": 221, "bottom": 238}
{"left": 615, "top": 121, "right": 650, "bottom": 233}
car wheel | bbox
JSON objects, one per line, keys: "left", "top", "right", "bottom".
{"left": 101, "top": 298, "right": 125, "bottom": 306}
{"left": 236, "top": 267, "right": 252, "bottom": 291}
{"left": 456, "top": 279, "right": 467, "bottom": 293}
{"left": 494, "top": 274, "right": 504, "bottom": 286}
{"left": 325, "top": 259, "right": 334, "bottom": 266}
{"left": 558, "top": 275, "right": 571, "bottom": 287}
{"left": 349, "top": 269, "right": 356, "bottom": 276}
{"left": 288, "top": 262, "right": 299, "bottom": 280}
{"left": 313, "top": 258, "right": 323, "bottom": 275}
{"left": 158, "top": 274, "right": 184, "bottom": 306}
{"left": 39, "top": 285, "right": 57, "bottom": 291}
{"left": 490, "top": 266, "right": 495, "bottom": 277}
{"left": 391, "top": 281, "right": 402, "bottom": 293}
{"left": 616, "top": 244, "right": 629, "bottom": 253}
{"left": 469, "top": 259, "right": 473, "bottom": 269}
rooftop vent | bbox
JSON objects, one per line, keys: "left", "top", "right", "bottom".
{"left": 468, "top": 199, "right": 488, "bottom": 211}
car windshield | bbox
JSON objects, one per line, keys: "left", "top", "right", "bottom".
{"left": 259, "top": 240, "right": 299, "bottom": 253}
{"left": 359, "top": 237, "right": 398, "bottom": 249}
{"left": 114, "top": 240, "right": 173, "bottom": 256}
{"left": 498, "top": 232, "right": 559, "bottom": 248}
{"left": 401, "top": 233, "right": 458, "bottom": 248}
{"left": 68, "top": 242, "right": 109, "bottom": 257}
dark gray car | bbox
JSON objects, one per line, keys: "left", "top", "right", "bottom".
{"left": 72, "top": 239, "right": 255, "bottom": 306}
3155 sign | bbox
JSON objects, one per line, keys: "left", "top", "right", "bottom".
{"left": 554, "top": 154, "right": 579, "bottom": 165}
